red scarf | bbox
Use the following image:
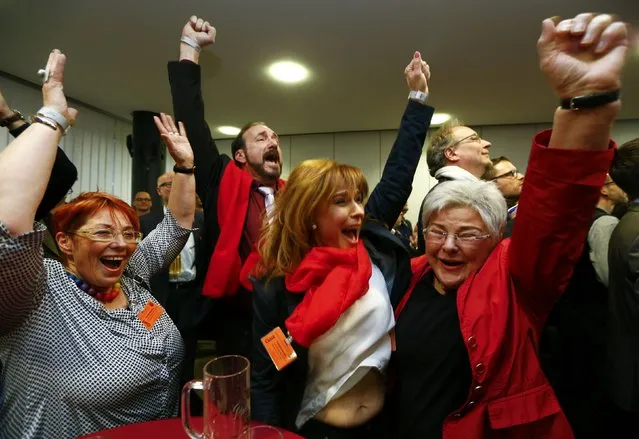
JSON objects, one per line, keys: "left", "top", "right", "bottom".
{"left": 284, "top": 240, "right": 372, "bottom": 348}
{"left": 202, "top": 162, "right": 284, "bottom": 298}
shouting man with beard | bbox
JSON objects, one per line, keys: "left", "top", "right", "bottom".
{"left": 167, "top": 16, "right": 285, "bottom": 358}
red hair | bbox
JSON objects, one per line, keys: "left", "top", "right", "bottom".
{"left": 52, "top": 192, "right": 140, "bottom": 237}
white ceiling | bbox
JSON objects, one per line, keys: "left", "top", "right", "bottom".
{"left": 1, "top": 0, "right": 637, "bottom": 136}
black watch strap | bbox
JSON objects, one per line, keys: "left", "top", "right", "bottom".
{"left": 173, "top": 164, "right": 196, "bottom": 174}
{"left": 0, "top": 110, "right": 25, "bottom": 127}
{"left": 560, "top": 89, "right": 620, "bottom": 110}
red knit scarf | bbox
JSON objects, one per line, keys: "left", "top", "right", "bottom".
{"left": 202, "top": 162, "right": 284, "bottom": 298}
{"left": 284, "top": 240, "right": 372, "bottom": 348}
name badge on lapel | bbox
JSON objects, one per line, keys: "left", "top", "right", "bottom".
{"left": 138, "top": 301, "right": 164, "bottom": 330}
{"left": 261, "top": 327, "right": 297, "bottom": 371}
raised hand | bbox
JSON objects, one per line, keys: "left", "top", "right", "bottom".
{"left": 404, "top": 51, "right": 430, "bottom": 93}
{"left": 537, "top": 13, "right": 630, "bottom": 98}
{"left": 41, "top": 50, "right": 79, "bottom": 126}
{"left": 154, "top": 113, "right": 194, "bottom": 168}
{"left": 182, "top": 15, "right": 216, "bottom": 48}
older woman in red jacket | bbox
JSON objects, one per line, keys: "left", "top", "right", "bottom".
{"left": 388, "top": 13, "right": 630, "bottom": 439}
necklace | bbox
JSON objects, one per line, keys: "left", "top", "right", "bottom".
{"left": 66, "top": 272, "right": 121, "bottom": 302}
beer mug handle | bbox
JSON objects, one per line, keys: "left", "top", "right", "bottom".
{"left": 181, "top": 379, "right": 204, "bottom": 439}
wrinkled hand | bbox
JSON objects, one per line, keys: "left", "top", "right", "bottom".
{"left": 154, "top": 113, "right": 194, "bottom": 168}
{"left": 537, "top": 13, "right": 630, "bottom": 98}
{"left": 182, "top": 15, "right": 216, "bottom": 48}
{"left": 405, "top": 51, "right": 430, "bottom": 93}
{"left": 42, "top": 50, "right": 79, "bottom": 125}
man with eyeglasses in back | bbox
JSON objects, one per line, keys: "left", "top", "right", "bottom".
{"left": 415, "top": 120, "right": 493, "bottom": 254}
{"left": 484, "top": 156, "right": 524, "bottom": 237}
{"left": 132, "top": 191, "right": 153, "bottom": 217}
{"left": 487, "top": 156, "right": 524, "bottom": 214}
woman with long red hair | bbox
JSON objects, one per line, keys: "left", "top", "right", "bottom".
{"left": 0, "top": 50, "right": 197, "bottom": 439}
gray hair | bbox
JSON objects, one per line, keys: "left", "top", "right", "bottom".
{"left": 421, "top": 180, "right": 507, "bottom": 238}
{"left": 426, "top": 119, "right": 463, "bottom": 177}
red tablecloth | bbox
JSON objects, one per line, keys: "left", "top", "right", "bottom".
{"left": 78, "top": 418, "right": 303, "bottom": 438}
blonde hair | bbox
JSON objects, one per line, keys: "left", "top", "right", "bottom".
{"left": 257, "top": 159, "right": 369, "bottom": 278}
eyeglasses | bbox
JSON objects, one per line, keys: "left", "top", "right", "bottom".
{"left": 158, "top": 182, "right": 172, "bottom": 188}
{"left": 424, "top": 227, "right": 492, "bottom": 246}
{"left": 448, "top": 133, "right": 483, "bottom": 149}
{"left": 490, "top": 169, "right": 520, "bottom": 180}
{"left": 135, "top": 198, "right": 152, "bottom": 202}
{"left": 69, "top": 228, "right": 143, "bottom": 244}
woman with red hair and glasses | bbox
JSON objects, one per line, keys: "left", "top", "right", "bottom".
{"left": 0, "top": 50, "right": 197, "bottom": 439}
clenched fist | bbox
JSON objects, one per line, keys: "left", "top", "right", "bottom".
{"left": 182, "top": 15, "right": 216, "bottom": 48}
{"left": 537, "top": 13, "right": 629, "bottom": 98}
{"left": 405, "top": 51, "right": 430, "bottom": 93}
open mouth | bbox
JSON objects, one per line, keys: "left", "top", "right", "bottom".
{"left": 100, "top": 256, "right": 125, "bottom": 271}
{"left": 263, "top": 150, "right": 280, "bottom": 165}
{"left": 440, "top": 259, "right": 464, "bottom": 270}
{"left": 341, "top": 227, "right": 360, "bottom": 244}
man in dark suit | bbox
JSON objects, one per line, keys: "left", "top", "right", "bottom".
{"left": 168, "top": 16, "right": 285, "bottom": 359}
{"left": 140, "top": 171, "right": 204, "bottom": 326}
{"left": 606, "top": 137, "right": 639, "bottom": 434}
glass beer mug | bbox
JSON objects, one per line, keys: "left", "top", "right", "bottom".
{"left": 182, "top": 355, "right": 251, "bottom": 439}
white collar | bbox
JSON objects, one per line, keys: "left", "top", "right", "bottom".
{"left": 434, "top": 165, "right": 480, "bottom": 182}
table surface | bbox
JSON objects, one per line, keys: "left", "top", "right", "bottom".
{"left": 78, "top": 418, "right": 303, "bottom": 439}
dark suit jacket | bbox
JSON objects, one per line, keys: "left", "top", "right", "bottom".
{"left": 168, "top": 61, "right": 235, "bottom": 287}
{"left": 140, "top": 208, "right": 204, "bottom": 313}
{"left": 251, "top": 101, "right": 434, "bottom": 431}
{"left": 607, "top": 201, "right": 639, "bottom": 412}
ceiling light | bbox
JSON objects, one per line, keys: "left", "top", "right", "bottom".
{"left": 431, "top": 113, "right": 452, "bottom": 125}
{"left": 267, "top": 60, "right": 309, "bottom": 84}
{"left": 217, "top": 126, "right": 241, "bottom": 136}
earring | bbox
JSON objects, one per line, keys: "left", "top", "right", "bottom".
{"left": 311, "top": 224, "right": 317, "bottom": 230}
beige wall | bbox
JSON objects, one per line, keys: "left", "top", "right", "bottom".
{"left": 2, "top": 70, "right": 635, "bottom": 219}
{"left": 187, "top": 119, "right": 639, "bottom": 226}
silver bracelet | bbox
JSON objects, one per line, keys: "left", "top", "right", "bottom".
{"left": 408, "top": 90, "right": 428, "bottom": 105}
{"left": 30, "top": 114, "right": 60, "bottom": 133}
{"left": 180, "top": 36, "right": 201, "bottom": 52}
{"left": 37, "top": 106, "right": 70, "bottom": 133}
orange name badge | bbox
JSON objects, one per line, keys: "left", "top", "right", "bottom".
{"left": 138, "top": 300, "right": 164, "bottom": 330}
{"left": 261, "top": 327, "right": 297, "bottom": 371}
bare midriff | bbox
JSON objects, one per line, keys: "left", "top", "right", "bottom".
{"left": 314, "top": 368, "right": 385, "bottom": 428}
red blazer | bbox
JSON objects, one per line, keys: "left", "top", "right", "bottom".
{"left": 397, "top": 130, "right": 615, "bottom": 438}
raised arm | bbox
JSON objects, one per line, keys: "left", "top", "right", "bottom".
{"left": 0, "top": 50, "right": 78, "bottom": 335}
{"left": 1, "top": 90, "right": 78, "bottom": 220}
{"left": 168, "top": 16, "right": 224, "bottom": 203}
{"left": 509, "top": 14, "right": 627, "bottom": 316}
{"left": 365, "top": 52, "right": 434, "bottom": 228}
{"left": 0, "top": 50, "right": 78, "bottom": 235}
{"left": 127, "top": 113, "right": 196, "bottom": 279}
